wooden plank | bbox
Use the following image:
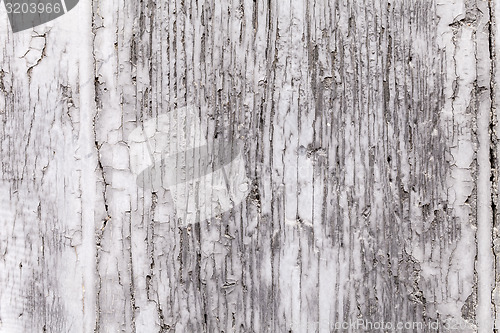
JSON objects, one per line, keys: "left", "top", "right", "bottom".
{"left": 0, "top": 2, "right": 96, "bottom": 332}
{"left": 0, "top": 0, "right": 497, "bottom": 331}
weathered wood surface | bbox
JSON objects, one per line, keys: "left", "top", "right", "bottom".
{"left": 0, "top": 0, "right": 498, "bottom": 332}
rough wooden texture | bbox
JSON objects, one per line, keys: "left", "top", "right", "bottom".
{"left": 0, "top": 0, "right": 497, "bottom": 332}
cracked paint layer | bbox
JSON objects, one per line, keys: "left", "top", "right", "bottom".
{"left": 0, "top": 0, "right": 497, "bottom": 331}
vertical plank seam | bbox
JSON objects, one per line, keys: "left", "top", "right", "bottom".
{"left": 491, "top": 0, "right": 500, "bottom": 330}
{"left": 477, "top": 0, "right": 496, "bottom": 331}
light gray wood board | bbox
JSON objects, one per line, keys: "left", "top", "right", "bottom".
{"left": 0, "top": 3, "right": 97, "bottom": 332}
{"left": 0, "top": 0, "right": 496, "bottom": 332}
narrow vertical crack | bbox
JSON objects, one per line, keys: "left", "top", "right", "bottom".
{"left": 489, "top": 0, "right": 499, "bottom": 330}
{"left": 475, "top": 0, "right": 496, "bottom": 330}
{"left": 90, "top": 0, "right": 104, "bottom": 332}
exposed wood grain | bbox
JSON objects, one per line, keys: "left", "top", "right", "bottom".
{"left": 0, "top": 0, "right": 497, "bottom": 332}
